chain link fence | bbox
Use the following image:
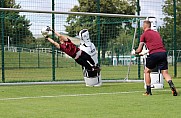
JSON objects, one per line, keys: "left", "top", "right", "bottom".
{"left": 0, "top": 0, "right": 180, "bottom": 83}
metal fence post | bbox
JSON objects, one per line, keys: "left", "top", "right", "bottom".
{"left": 1, "top": 0, "right": 5, "bottom": 82}
{"left": 97, "top": 0, "right": 101, "bottom": 64}
{"left": 52, "top": 0, "right": 55, "bottom": 81}
{"left": 173, "top": 0, "right": 177, "bottom": 77}
{"left": 137, "top": 0, "right": 141, "bottom": 80}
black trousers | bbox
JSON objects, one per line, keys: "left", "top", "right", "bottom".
{"left": 75, "top": 51, "right": 95, "bottom": 70}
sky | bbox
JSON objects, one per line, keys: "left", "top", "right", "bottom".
{"left": 15, "top": 0, "right": 79, "bottom": 37}
{"left": 15, "top": 0, "right": 165, "bottom": 37}
{"left": 140, "top": 0, "right": 165, "bottom": 26}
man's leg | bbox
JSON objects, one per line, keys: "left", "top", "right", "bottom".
{"left": 144, "top": 67, "right": 152, "bottom": 95}
{"left": 162, "top": 70, "right": 177, "bottom": 96}
{"left": 144, "top": 54, "right": 156, "bottom": 95}
{"left": 158, "top": 52, "right": 177, "bottom": 96}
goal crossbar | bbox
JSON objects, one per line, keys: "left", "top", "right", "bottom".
{"left": 0, "top": 8, "right": 147, "bottom": 18}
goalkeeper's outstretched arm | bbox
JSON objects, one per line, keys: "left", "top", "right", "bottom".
{"left": 46, "top": 37, "right": 60, "bottom": 49}
{"left": 51, "top": 29, "right": 68, "bottom": 42}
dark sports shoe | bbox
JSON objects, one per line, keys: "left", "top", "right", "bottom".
{"left": 143, "top": 92, "right": 152, "bottom": 96}
{"left": 171, "top": 87, "right": 178, "bottom": 96}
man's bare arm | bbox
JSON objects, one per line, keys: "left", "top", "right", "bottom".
{"left": 135, "top": 42, "right": 144, "bottom": 54}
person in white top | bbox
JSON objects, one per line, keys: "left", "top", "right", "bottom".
{"left": 79, "top": 29, "right": 102, "bottom": 87}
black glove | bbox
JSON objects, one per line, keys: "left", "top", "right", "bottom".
{"left": 46, "top": 26, "right": 51, "bottom": 31}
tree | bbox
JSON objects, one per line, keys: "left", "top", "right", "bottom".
{"left": 65, "top": 0, "right": 136, "bottom": 61}
{"left": 160, "top": 0, "right": 181, "bottom": 50}
{"left": 112, "top": 29, "right": 134, "bottom": 54}
{"left": 0, "top": 0, "right": 33, "bottom": 46}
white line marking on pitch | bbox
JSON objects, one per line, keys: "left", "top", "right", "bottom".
{"left": 0, "top": 89, "right": 174, "bottom": 101}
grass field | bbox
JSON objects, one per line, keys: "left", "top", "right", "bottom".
{"left": 0, "top": 50, "right": 181, "bottom": 117}
{"left": 1, "top": 65, "right": 181, "bottom": 82}
{"left": 0, "top": 51, "right": 143, "bottom": 82}
{"left": 0, "top": 51, "right": 181, "bottom": 82}
{"left": 0, "top": 79, "right": 180, "bottom": 118}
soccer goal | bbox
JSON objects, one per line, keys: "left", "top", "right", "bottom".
{"left": 0, "top": 7, "right": 146, "bottom": 85}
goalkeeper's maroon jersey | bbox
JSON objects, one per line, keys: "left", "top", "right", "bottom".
{"left": 140, "top": 29, "right": 166, "bottom": 54}
{"left": 59, "top": 38, "right": 80, "bottom": 58}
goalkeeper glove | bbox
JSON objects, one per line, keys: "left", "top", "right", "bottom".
{"left": 46, "top": 26, "right": 51, "bottom": 31}
{"left": 139, "top": 49, "right": 149, "bottom": 56}
{"left": 131, "top": 49, "right": 135, "bottom": 55}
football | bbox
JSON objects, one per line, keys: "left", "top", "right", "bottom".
{"left": 41, "top": 27, "right": 49, "bottom": 35}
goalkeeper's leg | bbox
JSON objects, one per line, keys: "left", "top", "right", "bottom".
{"left": 75, "top": 51, "right": 96, "bottom": 70}
{"left": 75, "top": 57, "right": 93, "bottom": 70}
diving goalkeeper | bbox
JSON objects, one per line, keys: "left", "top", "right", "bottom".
{"left": 42, "top": 26, "right": 99, "bottom": 71}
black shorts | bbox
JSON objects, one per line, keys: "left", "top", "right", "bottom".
{"left": 75, "top": 51, "right": 95, "bottom": 70}
{"left": 146, "top": 52, "right": 168, "bottom": 70}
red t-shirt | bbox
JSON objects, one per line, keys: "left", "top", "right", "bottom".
{"left": 140, "top": 29, "right": 166, "bottom": 54}
{"left": 59, "top": 38, "right": 79, "bottom": 58}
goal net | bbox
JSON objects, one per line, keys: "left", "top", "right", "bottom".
{"left": 0, "top": 0, "right": 146, "bottom": 84}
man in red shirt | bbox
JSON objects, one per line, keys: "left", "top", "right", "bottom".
{"left": 135, "top": 20, "right": 177, "bottom": 96}
{"left": 43, "top": 27, "right": 98, "bottom": 72}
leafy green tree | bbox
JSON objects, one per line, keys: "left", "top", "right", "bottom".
{"left": 161, "top": 0, "right": 181, "bottom": 50}
{"left": 65, "top": 0, "right": 136, "bottom": 61}
{"left": 0, "top": 0, "right": 33, "bottom": 46}
{"left": 112, "top": 29, "right": 133, "bottom": 54}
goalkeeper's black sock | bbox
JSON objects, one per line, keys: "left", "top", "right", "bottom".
{"left": 146, "top": 85, "right": 152, "bottom": 94}
{"left": 168, "top": 80, "right": 175, "bottom": 89}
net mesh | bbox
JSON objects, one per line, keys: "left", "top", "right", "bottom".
{"left": 0, "top": 0, "right": 180, "bottom": 82}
